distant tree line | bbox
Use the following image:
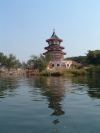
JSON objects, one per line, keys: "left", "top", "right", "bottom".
{"left": 0, "top": 52, "right": 51, "bottom": 72}
{"left": 66, "top": 50, "right": 100, "bottom": 65}
{"left": 66, "top": 56, "right": 86, "bottom": 64}
{"left": 1, "top": 50, "right": 100, "bottom": 72}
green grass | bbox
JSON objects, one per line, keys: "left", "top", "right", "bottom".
{"left": 39, "top": 68, "right": 87, "bottom": 76}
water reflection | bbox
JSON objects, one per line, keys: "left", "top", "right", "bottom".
{"left": 26, "top": 75, "right": 100, "bottom": 121}
{"left": 1, "top": 75, "right": 100, "bottom": 131}
{"left": 52, "top": 119, "right": 59, "bottom": 124}
{"left": 0, "top": 76, "right": 20, "bottom": 98}
{"left": 45, "top": 77, "right": 65, "bottom": 116}
{"left": 27, "top": 76, "right": 66, "bottom": 123}
{"left": 71, "top": 76, "right": 100, "bottom": 99}
{"left": 1, "top": 75, "right": 100, "bottom": 100}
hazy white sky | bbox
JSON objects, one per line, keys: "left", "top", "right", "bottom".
{"left": 0, "top": 0, "right": 100, "bottom": 62}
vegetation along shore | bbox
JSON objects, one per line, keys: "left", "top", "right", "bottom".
{"left": 0, "top": 50, "right": 100, "bottom": 76}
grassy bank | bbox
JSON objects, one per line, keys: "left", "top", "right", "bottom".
{"left": 39, "top": 68, "right": 87, "bottom": 76}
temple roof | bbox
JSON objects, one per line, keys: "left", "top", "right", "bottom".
{"left": 43, "top": 50, "right": 66, "bottom": 55}
{"left": 46, "top": 29, "right": 63, "bottom": 42}
{"left": 44, "top": 45, "right": 65, "bottom": 50}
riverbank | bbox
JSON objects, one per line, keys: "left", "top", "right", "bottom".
{"left": 39, "top": 68, "right": 87, "bottom": 76}
{"left": 0, "top": 69, "right": 26, "bottom": 76}
{"left": 40, "top": 65, "right": 100, "bottom": 76}
{"left": 1, "top": 65, "right": 100, "bottom": 77}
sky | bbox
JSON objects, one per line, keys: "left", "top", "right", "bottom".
{"left": 0, "top": 0, "right": 100, "bottom": 62}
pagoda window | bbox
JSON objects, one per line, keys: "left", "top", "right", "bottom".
{"left": 51, "top": 41, "right": 54, "bottom": 44}
{"left": 52, "top": 64, "right": 54, "bottom": 67}
{"left": 49, "top": 41, "right": 51, "bottom": 45}
{"left": 55, "top": 40, "right": 59, "bottom": 44}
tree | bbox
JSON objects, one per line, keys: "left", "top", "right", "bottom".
{"left": 14, "top": 60, "right": 22, "bottom": 69}
{"left": 27, "top": 53, "right": 51, "bottom": 72}
{"left": 86, "top": 50, "right": 100, "bottom": 65}
{"left": 0, "top": 52, "right": 7, "bottom": 67}
{"left": 66, "top": 56, "right": 86, "bottom": 64}
{"left": 6, "top": 54, "right": 19, "bottom": 70}
{"left": 22, "top": 61, "right": 27, "bottom": 70}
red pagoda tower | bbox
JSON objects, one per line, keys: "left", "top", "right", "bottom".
{"left": 43, "top": 29, "right": 66, "bottom": 69}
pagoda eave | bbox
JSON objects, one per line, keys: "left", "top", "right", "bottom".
{"left": 44, "top": 46, "right": 65, "bottom": 50}
{"left": 46, "top": 38, "right": 63, "bottom": 42}
{"left": 43, "top": 51, "right": 66, "bottom": 55}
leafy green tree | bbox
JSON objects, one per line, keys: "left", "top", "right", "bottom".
{"left": 0, "top": 52, "right": 7, "bottom": 67}
{"left": 0, "top": 52, "right": 22, "bottom": 70}
{"left": 14, "top": 60, "right": 22, "bottom": 69}
{"left": 6, "top": 54, "right": 19, "bottom": 70}
{"left": 22, "top": 61, "right": 27, "bottom": 70}
{"left": 86, "top": 50, "right": 100, "bottom": 65}
{"left": 27, "top": 53, "right": 51, "bottom": 72}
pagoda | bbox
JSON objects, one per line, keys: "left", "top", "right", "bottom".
{"left": 43, "top": 29, "right": 66, "bottom": 69}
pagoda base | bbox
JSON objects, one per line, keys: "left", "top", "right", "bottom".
{"left": 50, "top": 60, "right": 62, "bottom": 69}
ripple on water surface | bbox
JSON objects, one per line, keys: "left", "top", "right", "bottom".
{"left": 0, "top": 76, "right": 100, "bottom": 133}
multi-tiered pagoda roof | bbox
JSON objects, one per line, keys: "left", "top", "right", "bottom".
{"left": 43, "top": 29, "right": 66, "bottom": 56}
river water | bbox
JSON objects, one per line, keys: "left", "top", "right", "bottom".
{"left": 0, "top": 75, "right": 100, "bottom": 133}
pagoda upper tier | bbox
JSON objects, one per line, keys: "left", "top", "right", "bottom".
{"left": 46, "top": 29, "right": 63, "bottom": 43}
{"left": 43, "top": 29, "right": 66, "bottom": 56}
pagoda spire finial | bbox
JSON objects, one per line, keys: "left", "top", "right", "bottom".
{"left": 53, "top": 29, "right": 56, "bottom": 35}
{"left": 53, "top": 29, "right": 55, "bottom": 32}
